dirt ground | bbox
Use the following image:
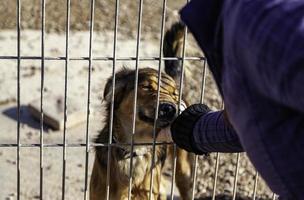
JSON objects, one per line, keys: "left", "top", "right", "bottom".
{"left": 0, "top": 0, "right": 274, "bottom": 199}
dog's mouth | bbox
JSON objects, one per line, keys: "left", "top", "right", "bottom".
{"left": 138, "top": 109, "right": 173, "bottom": 128}
{"left": 138, "top": 109, "right": 155, "bottom": 124}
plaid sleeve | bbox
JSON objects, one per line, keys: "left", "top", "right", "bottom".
{"left": 192, "top": 111, "right": 244, "bottom": 153}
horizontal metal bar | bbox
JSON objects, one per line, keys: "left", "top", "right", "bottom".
{"left": 0, "top": 56, "right": 205, "bottom": 61}
{"left": 0, "top": 142, "right": 173, "bottom": 148}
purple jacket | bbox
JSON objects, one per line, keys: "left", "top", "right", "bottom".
{"left": 180, "top": 0, "right": 304, "bottom": 199}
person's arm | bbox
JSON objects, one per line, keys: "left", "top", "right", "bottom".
{"left": 180, "top": 0, "right": 304, "bottom": 112}
{"left": 171, "top": 104, "right": 243, "bottom": 155}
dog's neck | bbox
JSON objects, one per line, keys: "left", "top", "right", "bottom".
{"left": 111, "top": 115, "right": 152, "bottom": 159}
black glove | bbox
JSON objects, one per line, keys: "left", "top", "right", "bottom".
{"left": 171, "top": 104, "right": 211, "bottom": 155}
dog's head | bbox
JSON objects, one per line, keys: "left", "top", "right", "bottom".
{"left": 103, "top": 68, "right": 179, "bottom": 143}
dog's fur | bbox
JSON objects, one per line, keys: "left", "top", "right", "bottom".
{"left": 90, "top": 22, "right": 194, "bottom": 200}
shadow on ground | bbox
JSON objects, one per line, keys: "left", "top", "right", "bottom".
{"left": 3, "top": 105, "right": 50, "bottom": 131}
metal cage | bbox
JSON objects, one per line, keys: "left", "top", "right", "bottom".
{"left": 0, "top": 0, "right": 277, "bottom": 199}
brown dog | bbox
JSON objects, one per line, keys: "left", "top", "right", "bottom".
{"left": 90, "top": 22, "right": 194, "bottom": 200}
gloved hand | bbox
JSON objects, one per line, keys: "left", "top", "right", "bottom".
{"left": 156, "top": 101, "right": 187, "bottom": 143}
{"left": 171, "top": 103, "right": 211, "bottom": 154}
{"left": 158, "top": 103, "right": 211, "bottom": 155}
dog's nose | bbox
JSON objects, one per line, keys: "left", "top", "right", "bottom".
{"left": 158, "top": 103, "right": 176, "bottom": 121}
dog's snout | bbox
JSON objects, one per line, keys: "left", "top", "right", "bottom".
{"left": 159, "top": 103, "right": 176, "bottom": 121}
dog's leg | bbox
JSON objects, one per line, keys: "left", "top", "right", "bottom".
{"left": 90, "top": 158, "right": 106, "bottom": 200}
{"left": 175, "top": 148, "right": 193, "bottom": 200}
{"left": 134, "top": 158, "right": 166, "bottom": 200}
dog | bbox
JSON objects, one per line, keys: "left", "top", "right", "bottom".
{"left": 90, "top": 22, "right": 194, "bottom": 200}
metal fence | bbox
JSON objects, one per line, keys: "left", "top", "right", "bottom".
{"left": 0, "top": 0, "right": 277, "bottom": 199}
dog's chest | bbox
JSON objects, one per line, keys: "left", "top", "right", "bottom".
{"left": 117, "top": 147, "right": 152, "bottom": 184}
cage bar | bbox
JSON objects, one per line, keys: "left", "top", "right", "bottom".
{"left": 83, "top": 0, "right": 95, "bottom": 199}
{"left": 0, "top": 55, "right": 205, "bottom": 61}
{"left": 16, "top": 0, "right": 21, "bottom": 199}
{"left": 39, "top": 0, "right": 46, "bottom": 198}
{"left": 191, "top": 60, "right": 208, "bottom": 200}
{"left": 61, "top": 0, "right": 71, "bottom": 199}
{"left": 0, "top": 142, "right": 174, "bottom": 148}
{"left": 252, "top": 171, "right": 259, "bottom": 200}
{"left": 105, "top": 0, "right": 119, "bottom": 199}
{"left": 170, "top": 10, "right": 189, "bottom": 200}
{"left": 212, "top": 153, "right": 220, "bottom": 200}
{"left": 232, "top": 153, "right": 241, "bottom": 200}
{"left": 148, "top": 0, "right": 167, "bottom": 199}
{"left": 127, "top": 0, "right": 144, "bottom": 199}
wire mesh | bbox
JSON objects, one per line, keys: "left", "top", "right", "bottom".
{"left": 0, "top": 0, "right": 279, "bottom": 199}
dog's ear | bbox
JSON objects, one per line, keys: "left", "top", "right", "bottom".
{"left": 163, "top": 21, "right": 185, "bottom": 85}
{"left": 103, "top": 68, "right": 133, "bottom": 109}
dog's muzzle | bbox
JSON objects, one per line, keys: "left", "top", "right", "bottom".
{"left": 138, "top": 102, "right": 177, "bottom": 128}
{"left": 157, "top": 102, "right": 177, "bottom": 127}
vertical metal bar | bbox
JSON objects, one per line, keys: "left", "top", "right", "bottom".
{"left": 191, "top": 60, "right": 208, "bottom": 200}
{"left": 190, "top": 156, "right": 199, "bottom": 200}
{"left": 252, "top": 171, "right": 259, "bottom": 200}
{"left": 105, "top": 0, "right": 119, "bottom": 199}
{"left": 170, "top": 145, "right": 177, "bottom": 200}
{"left": 40, "top": 0, "right": 46, "bottom": 198}
{"left": 148, "top": 0, "right": 167, "bottom": 199}
{"left": 127, "top": 0, "right": 143, "bottom": 199}
{"left": 61, "top": 0, "right": 70, "bottom": 198}
{"left": 232, "top": 153, "right": 241, "bottom": 200}
{"left": 84, "top": 0, "right": 95, "bottom": 199}
{"left": 211, "top": 101, "right": 224, "bottom": 200}
{"left": 16, "top": 0, "right": 21, "bottom": 199}
{"left": 272, "top": 193, "right": 277, "bottom": 200}
{"left": 211, "top": 153, "right": 220, "bottom": 200}
{"left": 170, "top": 10, "right": 189, "bottom": 200}
{"left": 199, "top": 60, "right": 207, "bottom": 104}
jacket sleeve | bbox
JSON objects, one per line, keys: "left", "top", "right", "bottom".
{"left": 171, "top": 104, "right": 243, "bottom": 154}
{"left": 192, "top": 111, "right": 244, "bottom": 153}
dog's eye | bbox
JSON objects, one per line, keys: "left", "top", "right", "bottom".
{"left": 141, "top": 85, "right": 153, "bottom": 91}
